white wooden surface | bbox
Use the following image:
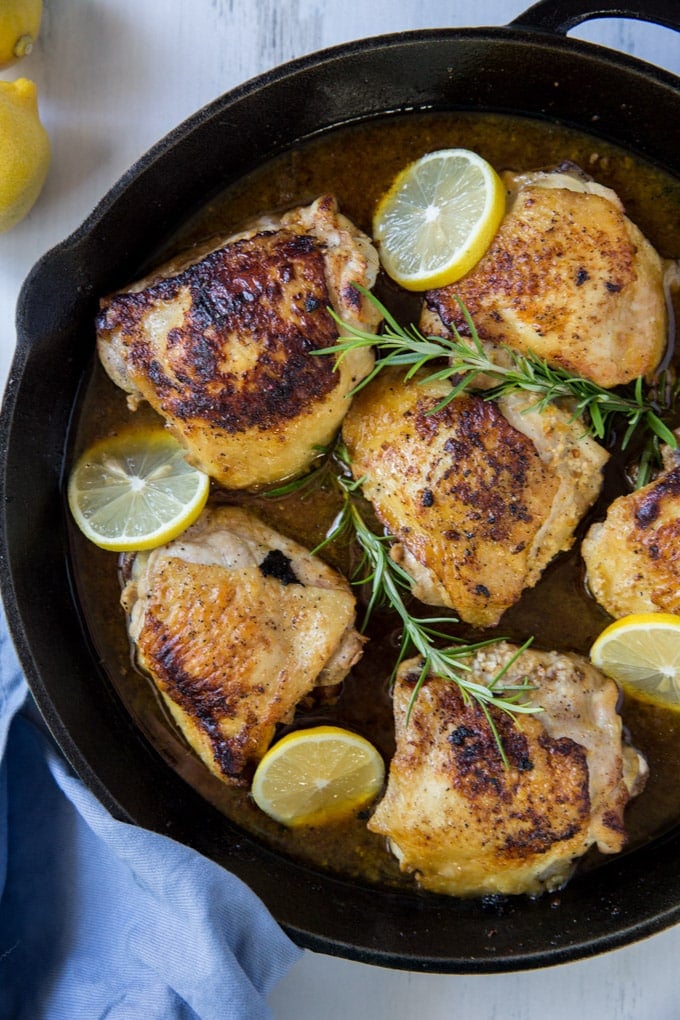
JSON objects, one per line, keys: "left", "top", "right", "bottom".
{"left": 1, "top": 2, "right": 679, "bottom": 1018}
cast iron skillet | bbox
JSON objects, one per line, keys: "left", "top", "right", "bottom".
{"left": 3, "top": 0, "right": 680, "bottom": 973}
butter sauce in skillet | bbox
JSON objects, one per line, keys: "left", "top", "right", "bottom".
{"left": 66, "top": 111, "right": 680, "bottom": 892}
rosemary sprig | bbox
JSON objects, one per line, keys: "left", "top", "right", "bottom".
{"left": 322, "top": 287, "right": 677, "bottom": 474}
{"left": 635, "top": 369, "right": 680, "bottom": 487}
{"left": 317, "top": 449, "right": 540, "bottom": 765}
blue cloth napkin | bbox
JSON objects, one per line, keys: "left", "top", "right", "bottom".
{"left": 0, "top": 611, "right": 301, "bottom": 1019}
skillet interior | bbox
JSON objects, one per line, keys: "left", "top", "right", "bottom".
{"left": 3, "top": 23, "right": 680, "bottom": 971}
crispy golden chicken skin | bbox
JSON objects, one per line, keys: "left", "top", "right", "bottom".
{"left": 420, "top": 167, "right": 669, "bottom": 388}
{"left": 96, "top": 195, "right": 380, "bottom": 489}
{"left": 342, "top": 368, "right": 608, "bottom": 627}
{"left": 582, "top": 442, "right": 680, "bottom": 617}
{"left": 368, "top": 643, "right": 648, "bottom": 898}
{"left": 121, "top": 505, "right": 364, "bottom": 786}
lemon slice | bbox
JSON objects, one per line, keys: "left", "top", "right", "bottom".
{"left": 251, "top": 725, "right": 385, "bottom": 827}
{"left": 372, "top": 148, "right": 506, "bottom": 291}
{"left": 67, "top": 428, "right": 210, "bottom": 552}
{"left": 590, "top": 612, "right": 680, "bottom": 707}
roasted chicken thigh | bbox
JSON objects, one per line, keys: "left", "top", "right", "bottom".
{"left": 97, "top": 195, "right": 380, "bottom": 489}
{"left": 368, "top": 643, "right": 648, "bottom": 897}
{"left": 342, "top": 368, "right": 609, "bottom": 627}
{"left": 581, "top": 439, "right": 680, "bottom": 617}
{"left": 420, "top": 166, "right": 669, "bottom": 388}
{"left": 121, "top": 505, "right": 364, "bottom": 786}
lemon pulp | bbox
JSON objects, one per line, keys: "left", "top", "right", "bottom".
{"left": 251, "top": 725, "right": 385, "bottom": 827}
{"left": 373, "top": 147, "right": 506, "bottom": 291}
{"left": 67, "top": 428, "right": 210, "bottom": 552}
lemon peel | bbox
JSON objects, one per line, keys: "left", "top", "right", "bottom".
{"left": 0, "top": 0, "right": 42, "bottom": 69}
{"left": 0, "top": 77, "right": 50, "bottom": 234}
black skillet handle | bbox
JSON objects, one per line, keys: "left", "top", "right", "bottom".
{"left": 510, "top": 0, "right": 680, "bottom": 35}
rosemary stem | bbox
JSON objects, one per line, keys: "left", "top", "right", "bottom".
{"left": 322, "top": 287, "right": 677, "bottom": 479}
{"left": 336, "top": 480, "right": 540, "bottom": 748}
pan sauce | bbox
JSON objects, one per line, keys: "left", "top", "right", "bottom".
{"left": 68, "top": 111, "right": 680, "bottom": 893}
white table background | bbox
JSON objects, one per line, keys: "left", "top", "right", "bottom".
{"left": 1, "top": 2, "right": 679, "bottom": 1017}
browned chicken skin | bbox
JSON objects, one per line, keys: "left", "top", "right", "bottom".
{"left": 121, "top": 505, "right": 364, "bottom": 786}
{"left": 582, "top": 441, "right": 680, "bottom": 617}
{"left": 420, "top": 167, "right": 669, "bottom": 388}
{"left": 96, "top": 195, "right": 380, "bottom": 489}
{"left": 368, "top": 643, "right": 648, "bottom": 897}
{"left": 342, "top": 367, "right": 608, "bottom": 627}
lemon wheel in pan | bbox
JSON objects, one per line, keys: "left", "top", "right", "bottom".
{"left": 67, "top": 428, "right": 210, "bottom": 552}
{"left": 251, "top": 726, "right": 385, "bottom": 827}
{"left": 590, "top": 612, "right": 680, "bottom": 708}
{"left": 372, "top": 147, "right": 506, "bottom": 291}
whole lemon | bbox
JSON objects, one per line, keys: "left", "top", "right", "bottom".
{"left": 0, "top": 0, "right": 42, "bottom": 69}
{"left": 0, "top": 78, "right": 50, "bottom": 234}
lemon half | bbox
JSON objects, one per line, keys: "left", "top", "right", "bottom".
{"left": 251, "top": 725, "right": 385, "bottom": 827}
{"left": 373, "top": 148, "right": 506, "bottom": 291}
{"left": 590, "top": 612, "right": 680, "bottom": 707}
{"left": 68, "top": 428, "right": 210, "bottom": 552}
